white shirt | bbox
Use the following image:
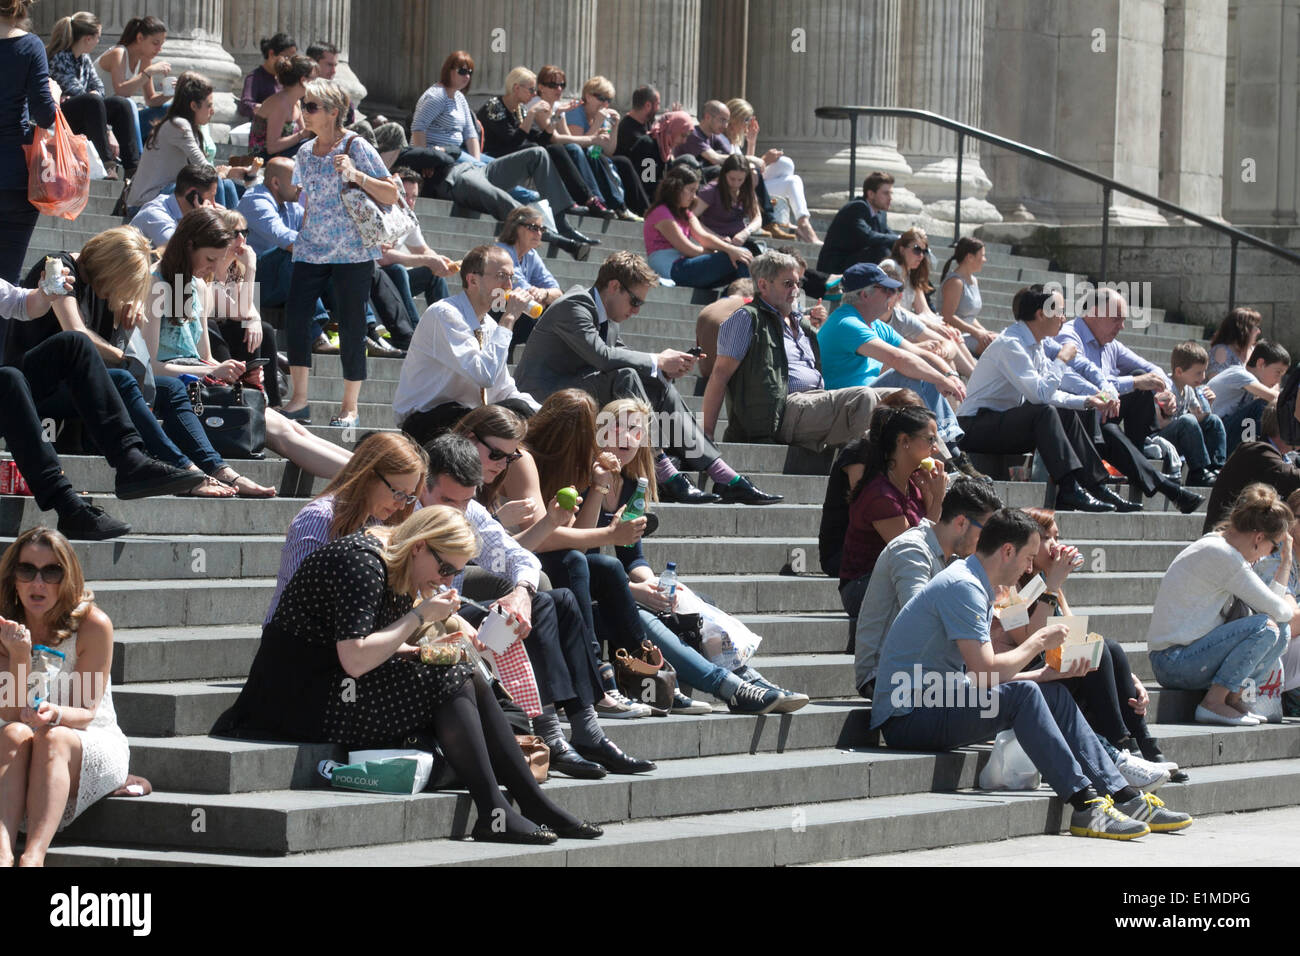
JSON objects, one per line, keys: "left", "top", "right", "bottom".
{"left": 392, "top": 290, "right": 539, "bottom": 418}
{"left": 957, "top": 321, "right": 1090, "bottom": 416}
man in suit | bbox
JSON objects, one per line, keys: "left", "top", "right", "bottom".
{"left": 816, "top": 170, "right": 902, "bottom": 274}
{"left": 1202, "top": 402, "right": 1300, "bottom": 532}
{"left": 514, "top": 250, "right": 782, "bottom": 505}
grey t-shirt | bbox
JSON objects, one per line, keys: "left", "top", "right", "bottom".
{"left": 1207, "top": 365, "right": 1257, "bottom": 416}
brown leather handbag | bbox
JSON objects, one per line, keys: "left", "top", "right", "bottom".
{"left": 515, "top": 734, "right": 550, "bottom": 784}
{"left": 614, "top": 639, "right": 678, "bottom": 716}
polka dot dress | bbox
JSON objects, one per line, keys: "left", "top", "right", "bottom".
{"left": 220, "top": 532, "right": 472, "bottom": 747}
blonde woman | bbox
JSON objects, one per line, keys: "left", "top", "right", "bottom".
{"left": 550, "top": 72, "right": 645, "bottom": 219}
{"left": 215, "top": 506, "right": 601, "bottom": 844}
{"left": 725, "top": 98, "right": 819, "bottom": 244}
{"left": 0, "top": 527, "right": 129, "bottom": 866}
{"left": 265, "top": 431, "right": 427, "bottom": 622}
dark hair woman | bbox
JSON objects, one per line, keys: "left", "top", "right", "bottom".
{"left": 644, "top": 165, "right": 751, "bottom": 288}
{"left": 692, "top": 153, "right": 760, "bottom": 249}
{"left": 938, "top": 236, "right": 992, "bottom": 355}
{"left": 96, "top": 14, "right": 170, "bottom": 161}
{"left": 1207, "top": 307, "right": 1263, "bottom": 377}
{"left": 249, "top": 53, "right": 314, "bottom": 159}
{"left": 238, "top": 31, "right": 296, "bottom": 120}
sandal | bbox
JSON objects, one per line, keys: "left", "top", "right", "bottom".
{"left": 330, "top": 412, "right": 360, "bottom": 428}
{"left": 214, "top": 468, "right": 277, "bottom": 499}
{"left": 180, "top": 475, "right": 236, "bottom": 498}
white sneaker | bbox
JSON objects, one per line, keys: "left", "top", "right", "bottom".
{"left": 595, "top": 690, "right": 653, "bottom": 719}
{"left": 1114, "top": 750, "right": 1171, "bottom": 792}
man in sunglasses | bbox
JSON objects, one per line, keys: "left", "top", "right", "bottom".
{"left": 515, "top": 250, "right": 782, "bottom": 505}
{"left": 127, "top": 163, "right": 219, "bottom": 247}
{"left": 394, "top": 244, "right": 540, "bottom": 445}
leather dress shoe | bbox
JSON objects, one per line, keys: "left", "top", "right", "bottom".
{"left": 714, "top": 474, "right": 783, "bottom": 505}
{"left": 573, "top": 738, "right": 657, "bottom": 774}
{"left": 548, "top": 744, "right": 607, "bottom": 779}
{"left": 543, "top": 229, "right": 591, "bottom": 261}
{"left": 311, "top": 333, "right": 339, "bottom": 355}
{"left": 366, "top": 335, "right": 405, "bottom": 357}
{"left": 1054, "top": 484, "right": 1115, "bottom": 513}
{"left": 552, "top": 820, "right": 604, "bottom": 840}
{"left": 1091, "top": 485, "right": 1143, "bottom": 512}
{"left": 470, "top": 825, "right": 558, "bottom": 845}
{"left": 949, "top": 451, "right": 993, "bottom": 483}
{"left": 1187, "top": 468, "right": 1219, "bottom": 487}
{"left": 558, "top": 222, "right": 600, "bottom": 246}
{"left": 1170, "top": 485, "right": 1204, "bottom": 515}
{"left": 659, "top": 473, "right": 721, "bottom": 504}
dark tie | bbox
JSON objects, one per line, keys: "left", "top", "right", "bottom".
{"left": 598, "top": 320, "right": 609, "bottom": 343}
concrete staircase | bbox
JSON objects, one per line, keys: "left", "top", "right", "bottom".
{"left": 4, "top": 179, "right": 1296, "bottom": 867}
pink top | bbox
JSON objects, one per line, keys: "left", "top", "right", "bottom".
{"left": 644, "top": 204, "right": 689, "bottom": 255}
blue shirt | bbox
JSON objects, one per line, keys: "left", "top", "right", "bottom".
{"left": 238, "top": 183, "right": 302, "bottom": 257}
{"left": 818, "top": 302, "right": 903, "bottom": 389}
{"left": 292, "top": 134, "right": 391, "bottom": 264}
{"left": 1054, "top": 317, "right": 1169, "bottom": 395}
{"left": 716, "top": 299, "right": 822, "bottom": 393}
{"left": 129, "top": 193, "right": 183, "bottom": 247}
{"left": 497, "top": 242, "right": 558, "bottom": 293}
{"left": 870, "top": 554, "right": 994, "bottom": 727}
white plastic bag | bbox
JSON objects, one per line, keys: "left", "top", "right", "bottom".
{"left": 1243, "top": 661, "right": 1284, "bottom": 724}
{"left": 84, "top": 139, "right": 108, "bottom": 180}
{"left": 672, "top": 586, "right": 762, "bottom": 670}
{"left": 978, "top": 730, "right": 1041, "bottom": 791}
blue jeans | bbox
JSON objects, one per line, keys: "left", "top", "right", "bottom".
{"left": 667, "top": 252, "right": 749, "bottom": 289}
{"left": 381, "top": 262, "right": 449, "bottom": 329}
{"left": 880, "top": 680, "right": 1128, "bottom": 800}
{"left": 216, "top": 177, "right": 240, "bottom": 210}
{"left": 1222, "top": 397, "right": 1267, "bottom": 455}
{"left": 1149, "top": 613, "right": 1289, "bottom": 693}
{"left": 563, "top": 144, "right": 604, "bottom": 201}
{"left": 152, "top": 375, "right": 225, "bottom": 473}
{"left": 638, "top": 609, "right": 742, "bottom": 701}
{"left": 106, "top": 369, "right": 189, "bottom": 468}
{"left": 873, "top": 369, "right": 965, "bottom": 446}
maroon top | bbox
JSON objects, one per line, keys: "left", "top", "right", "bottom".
{"left": 839, "top": 473, "right": 925, "bottom": 582}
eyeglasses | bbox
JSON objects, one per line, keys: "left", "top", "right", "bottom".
{"left": 456, "top": 67, "right": 473, "bottom": 77}
{"left": 302, "top": 100, "right": 323, "bottom": 114}
{"left": 521, "top": 222, "right": 544, "bottom": 233}
{"left": 474, "top": 433, "right": 523, "bottom": 462}
{"left": 377, "top": 472, "right": 418, "bottom": 506}
{"left": 521, "top": 85, "right": 538, "bottom": 96}
{"left": 908, "top": 244, "right": 928, "bottom": 255}
{"left": 620, "top": 283, "right": 645, "bottom": 308}
{"left": 15, "top": 562, "right": 64, "bottom": 584}
{"left": 776, "top": 278, "right": 799, "bottom": 289}
{"left": 430, "top": 548, "right": 461, "bottom": 578}
{"left": 234, "top": 228, "right": 249, "bottom": 238}
{"left": 541, "top": 81, "right": 565, "bottom": 90}
{"left": 478, "top": 269, "right": 514, "bottom": 281}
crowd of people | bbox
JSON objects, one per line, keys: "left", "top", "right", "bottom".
{"left": 1, "top": 5, "right": 1298, "bottom": 855}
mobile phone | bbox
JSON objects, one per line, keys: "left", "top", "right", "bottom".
{"left": 688, "top": 347, "right": 703, "bottom": 357}
{"left": 246, "top": 358, "right": 270, "bottom": 369}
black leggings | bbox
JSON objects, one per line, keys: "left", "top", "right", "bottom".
{"left": 208, "top": 319, "right": 282, "bottom": 408}
{"left": 60, "top": 93, "right": 140, "bottom": 170}
{"left": 1063, "top": 638, "right": 1153, "bottom": 747}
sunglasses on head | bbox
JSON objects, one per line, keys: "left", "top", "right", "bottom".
{"left": 377, "top": 472, "right": 418, "bottom": 506}
{"left": 620, "top": 283, "right": 645, "bottom": 308}
{"left": 457, "top": 67, "right": 473, "bottom": 77}
{"left": 302, "top": 100, "right": 323, "bottom": 114}
{"left": 430, "top": 548, "right": 460, "bottom": 578}
{"left": 474, "top": 433, "right": 522, "bottom": 462}
{"left": 15, "top": 562, "right": 64, "bottom": 584}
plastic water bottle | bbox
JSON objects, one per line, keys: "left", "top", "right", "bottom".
{"left": 587, "top": 144, "right": 603, "bottom": 160}
{"left": 621, "top": 477, "right": 649, "bottom": 522}
{"left": 659, "top": 562, "right": 678, "bottom": 603}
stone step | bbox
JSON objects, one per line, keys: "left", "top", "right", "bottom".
{"left": 52, "top": 744, "right": 1300, "bottom": 863}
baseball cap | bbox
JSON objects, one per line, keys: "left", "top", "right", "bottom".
{"left": 841, "top": 262, "right": 903, "bottom": 293}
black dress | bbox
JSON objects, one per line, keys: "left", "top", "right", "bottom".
{"left": 213, "top": 531, "right": 474, "bottom": 748}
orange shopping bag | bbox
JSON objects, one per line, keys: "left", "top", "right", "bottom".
{"left": 23, "top": 108, "right": 90, "bottom": 220}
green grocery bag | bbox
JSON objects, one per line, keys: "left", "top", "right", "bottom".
{"left": 319, "top": 749, "right": 435, "bottom": 795}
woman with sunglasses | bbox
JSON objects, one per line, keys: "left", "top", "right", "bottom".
{"left": 549, "top": 73, "right": 646, "bottom": 220}
{"left": 886, "top": 229, "right": 976, "bottom": 377}
{"left": 281, "top": 77, "right": 397, "bottom": 430}
{"left": 494, "top": 206, "right": 560, "bottom": 353}
{"left": 265, "top": 431, "right": 426, "bottom": 623}
{"left": 1147, "top": 482, "right": 1297, "bottom": 727}
{"left": 218, "top": 505, "right": 601, "bottom": 844}
{"left": 411, "top": 51, "right": 479, "bottom": 154}
{"left": 0, "top": 527, "right": 129, "bottom": 866}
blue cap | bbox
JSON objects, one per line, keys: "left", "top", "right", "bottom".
{"left": 841, "top": 262, "right": 904, "bottom": 293}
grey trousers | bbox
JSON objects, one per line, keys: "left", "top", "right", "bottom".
{"left": 438, "top": 146, "right": 573, "bottom": 221}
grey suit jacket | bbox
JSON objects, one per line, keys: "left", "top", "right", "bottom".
{"left": 513, "top": 284, "right": 658, "bottom": 400}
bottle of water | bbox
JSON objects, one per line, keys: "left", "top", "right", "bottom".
{"left": 659, "top": 562, "right": 678, "bottom": 603}
{"left": 621, "top": 477, "right": 649, "bottom": 522}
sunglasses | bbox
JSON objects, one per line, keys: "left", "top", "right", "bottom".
{"left": 475, "top": 433, "right": 522, "bottom": 462}
{"left": 457, "top": 67, "right": 473, "bottom": 77}
{"left": 430, "top": 548, "right": 460, "bottom": 578}
{"left": 620, "top": 283, "right": 645, "bottom": 308}
{"left": 15, "top": 562, "right": 64, "bottom": 584}
{"left": 541, "top": 81, "right": 565, "bottom": 90}
{"left": 302, "top": 100, "right": 323, "bottom": 114}
{"left": 908, "top": 244, "right": 928, "bottom": 254}
{"left": 595, "top": 94, "right": 612, "bottom": 103}
{"left": 521, "top": 222, "right": 544, "bottom": 233}
{"left": 234, "top": 228, "right": 249, "bottom": 238}
{"left": 377, "top": 472, "right": 418, "bottom": 506}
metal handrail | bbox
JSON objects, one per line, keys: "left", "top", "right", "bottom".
{"left": 814, "top": 106, "right": 1300, "bottom": 310}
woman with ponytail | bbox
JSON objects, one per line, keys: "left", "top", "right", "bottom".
{"left": 97, "top": 15, "right": 170, "bottom": 155}
{"left": 238, "top": 32, "right": 296, "bottom": 120}
{"left": 838, "top": 404, "right": 946, "bottom": 623}
{"left": 1147, "top": 482, "right": 1299, "bottom": 726}
{"left": 938, "top": 236, "right": 993, "bottom": 355}
{"left": 46, "top": 11, "right": 139, "bottom": 177}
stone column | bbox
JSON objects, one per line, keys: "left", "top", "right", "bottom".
{"left": 698, "top": 0, "right": 749, "bottom": 103}
{"left": 743, "top": 0, "right": 919, "bottom": 213}
{"left": 594, "top": 0, "right": 701, "bottom": 117}
{"left": 1159, "top": 0, "right": 1229, "bottom": 220}
{"left": 899, "top": 0, "right": 1000, "bottom": 228}
{"left": 1221, "top": 0, "right": 1300, "bottom": 225}
{"left": 349, "top": 1, "right": 596, "bottom": 119}
{"left": 33, "top": 0, "right": 243, "bottom": 123}
{"left": 223, "top": 0, "right": 366, "bottom": 117}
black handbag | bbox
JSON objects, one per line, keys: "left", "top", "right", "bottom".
{"left": 654, "top": 609, "right": 705, "bottom": 654}
{"left": 186, "top": 378, "right": 267, "bottom": 459}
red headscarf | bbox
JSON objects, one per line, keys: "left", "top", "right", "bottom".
{"left": 650, "top": 110, "right": 693, "bottom": 162}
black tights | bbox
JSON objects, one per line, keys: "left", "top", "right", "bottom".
{"left": 432, "top": 672, "right": 582, "bottom": 836}
{"left": 1064, "top": 639, "right": 1153, "bottom": 748}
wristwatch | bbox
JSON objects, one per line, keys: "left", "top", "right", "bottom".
{"left": 516, "top": 581, "right": 537, "bottom": 597}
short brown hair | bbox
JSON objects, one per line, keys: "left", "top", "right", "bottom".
{"left": 459, "top": 243, "right": 508, "bottom": 285}
{"left": 439, "top": 50, "right": 475, "bottom": 91}
{"left": 537, "top": 65, "right": 567, "bottom": 89}
{"left": 1170, "top": 341, "right": 1209, "bottom": 372}
{"left": 1262, "top": 402, "right": 1281, "bottom": 439}
{"left": 595, "top": 250, "right": 657, "bottom": 292}
{"left": 863, "top": 171, "right": 894, "bottom": 196}
{"left": 497, "top": 205, "right": 544, "bottom": 245}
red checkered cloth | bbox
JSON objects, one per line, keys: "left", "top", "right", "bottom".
{"left": 489, "top": 640, "right": 542, "bottom": 717}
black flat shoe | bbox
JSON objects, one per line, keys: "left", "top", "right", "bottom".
{"left": 553, "top": 820, "right": 603, "bottom": 840}
{"left": 641, "top": 512, "right": 660, "bottom": 537}
{"left": 1091, "top": 485, "right": 1143, "bottom": 512}
{"left": 714, "top": 475, "right": 783, "bottom": 505}
{"left": 659, "top": 473, "right": 721, "bottom": 504}
{"left": 1172, "top": 486, "right": 1204, "bottom": 515}
{"left": 549, "top": 745, "right": 607, "bottom": 779}
{"left": 574, "top": 738, "right": 657, "bottom": 774}
{"left": 470, "top": 825, "right": 558, "bottom": 845}
{"left": 1055, "top": 485, "right": 1115, "bottom": 513}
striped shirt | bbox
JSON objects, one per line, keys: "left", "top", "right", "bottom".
{"left": 411, "top": 85, "right": 478, "bottom": 150}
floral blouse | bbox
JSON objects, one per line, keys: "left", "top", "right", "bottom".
{"left": 291, "top": 133, "right": 390, "bottom": 264}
